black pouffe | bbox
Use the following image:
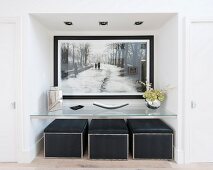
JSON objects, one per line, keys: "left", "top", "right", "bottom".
{"left": 88, "top": 119, "right": 129, "bottom": 160}
{"left": 127, "top": 119, "right": 173, "bottom": 159}
{"left": 44, "top": 119, "right": 88, "bottom": 158}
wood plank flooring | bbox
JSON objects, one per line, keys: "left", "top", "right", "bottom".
{"left": 0, "top": 150, "right": 213, "bottom": 170}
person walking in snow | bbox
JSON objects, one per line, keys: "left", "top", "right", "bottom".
{"left": 74, "top": 63, "right": 78, "bottom": 78}
{"left": 98, "top": 62, "right": 100, "bottom": 69}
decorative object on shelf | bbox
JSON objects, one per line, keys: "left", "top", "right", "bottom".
{"left": 145, "top": 99, "right": 161, "bottom": 109}
{"left": 137, "top": 81, "right": 166, "bottom": 109}
{"left": 93, "top": 102, "right": 129, "bottom": 109}
{"left": 70, "top": 105, "right": 84, "bottom": 110}
{"left": 47, "top": 87, "right": 63, "bottom": 112}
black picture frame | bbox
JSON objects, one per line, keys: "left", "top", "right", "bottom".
{"left": 54, "top": 36, "right": 154, "bottom": 99}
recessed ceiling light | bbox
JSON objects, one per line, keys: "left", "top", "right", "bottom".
{"left": 99, "top": 21, "right": 108, "bottom": 26}
{"left": 134, "top": 21, "right": 143, "bottom": 25}
{"left": 64, "top": 21, "right": 73, "bottom": 26}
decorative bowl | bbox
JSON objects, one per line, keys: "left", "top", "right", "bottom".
{"left": 145, "top": 99, "right": 161, "bottom": 109}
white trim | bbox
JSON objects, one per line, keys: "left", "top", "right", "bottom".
{"left": 184, "top": 17, "right": 213, "bottom": 164}
{"left": 174, "top": 147, "right": 184, "bottom": 164}
{"left": 15, "top": 17, "right": 23, "bottom": 164}
{"left": 177, "top": 13, "right": 184, "bottom": 164}
{"left": 183, "top": 17, "right": 191, "bottom": 164}
{"left": 189, "top": 18, "right": 213, "bottom": 23}
{"left": 19, "top": 137, "right": 43, "bottom": 163}
{"left": 0, "top": 17, "right": 22, "bottom": 163}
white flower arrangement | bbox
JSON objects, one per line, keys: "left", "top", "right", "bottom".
{"left": 137, "top": 81, "right": 166, "bottom": 102}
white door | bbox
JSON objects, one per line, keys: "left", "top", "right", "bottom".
{"left": 0, "top": 21, "right": 17, "bottom": 162}
{"left": 188, "top": 21, "right": 213, "bottom": 162}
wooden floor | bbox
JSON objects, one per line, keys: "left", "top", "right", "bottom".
{"left": 0, "top": 151, "right": 213, "bottom": 170}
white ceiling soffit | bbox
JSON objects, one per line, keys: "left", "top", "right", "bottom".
{"left": 30, "top": 13, "right": 177, "bottom": 31}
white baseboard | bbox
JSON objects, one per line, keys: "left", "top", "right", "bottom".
{"left": 18, "top": 137, "right": 43, "bottom": 163}
{"left": 174, "top": 147, "right": 184, "bottom": 164}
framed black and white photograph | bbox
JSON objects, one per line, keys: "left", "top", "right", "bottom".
{"left": 54, "top": 36, "right": 154, "bottom": 99}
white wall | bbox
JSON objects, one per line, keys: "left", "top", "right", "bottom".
{"left": 19, "top": 15, "right": 52, "bottom": 162}
{"left": 155, "top": 15, "right": 182, "bottom": 162}
{"left": 0, "top": 0, "right": 213, "bottom": 164}
{"left": 0, "top": 0, "right": 212, "bottom": 16}
{"left": 156, "top": 15, "right": 179, "bottom": 113}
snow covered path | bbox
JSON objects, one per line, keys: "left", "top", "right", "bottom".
{"left": 62, "top": 64, "right": 137, "bottom": 94}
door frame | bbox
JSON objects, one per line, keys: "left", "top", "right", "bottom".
{"left": 184, "top": 17, "right": 213, "bottom": 163}
{"left": 0, "top": 17, "right": 22, "bottom": 162}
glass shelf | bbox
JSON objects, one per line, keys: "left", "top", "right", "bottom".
{"left": 30, "top": 106, "right": 177, "bottom": 119}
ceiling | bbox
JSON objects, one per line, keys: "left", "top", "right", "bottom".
{"left": 31, "top": 13, "right": 177, "bottom": 31}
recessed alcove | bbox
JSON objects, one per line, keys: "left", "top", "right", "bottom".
{"left": 28, "top": 13, "right": 181, "bottom": 162}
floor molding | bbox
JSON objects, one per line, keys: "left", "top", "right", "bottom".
{"left": 18, "top": 137, "right": 43, "bottom": 163}
{"left": 174, "top": 147, "right": 184, "bottom": 164}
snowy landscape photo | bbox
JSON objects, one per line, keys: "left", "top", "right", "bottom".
{"left": 56, "top": 38, "right": 151, "bottom": 96}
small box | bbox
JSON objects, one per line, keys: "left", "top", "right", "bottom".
{"left": 88, "top": 119, "right": 129, "bottom": 160}
{"left": 44, "top": 119, "right": 88, "bottom": 158}
{"left": 127, "top": 119, "right": 173, "bottom": 159}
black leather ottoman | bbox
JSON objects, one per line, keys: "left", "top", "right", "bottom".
{"left": 88, "top": 119, "right": 129, "bottom": 160}
{"left": 44, "top": 119, "right": 88, "bottom": 158}
{"left": 127, "top": 119, "right": 173, "bottom": 159}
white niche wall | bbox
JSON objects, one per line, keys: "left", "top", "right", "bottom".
{"left": 28, "top": 13, "right": 181, "bottom": 162}
{"left": 155, "top": 14, "right": 183, "bottom": 163}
